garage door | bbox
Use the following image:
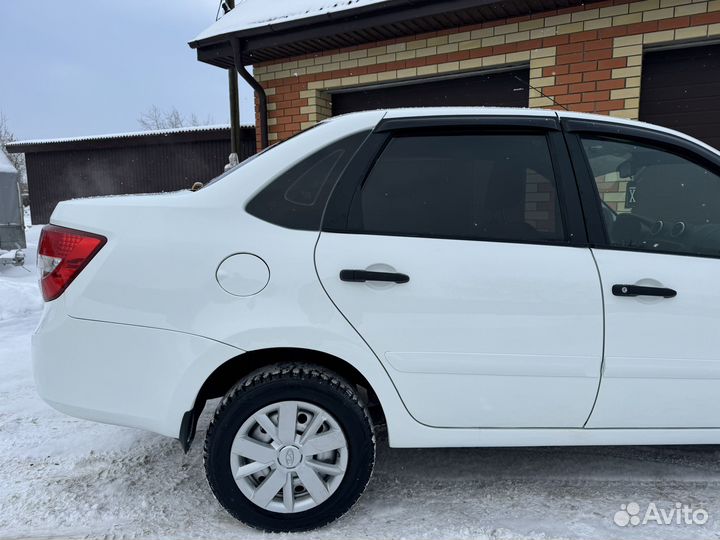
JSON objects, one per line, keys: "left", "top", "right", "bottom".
{"left": 331, "top": 68, "right": 530, "bottom": 116}
{"left": 640, "top": 44, "right": 720, "bottom": 150}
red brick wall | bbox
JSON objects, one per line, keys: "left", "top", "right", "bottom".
{"left": 252, "top": 0, "right": 720, "bottom": 148}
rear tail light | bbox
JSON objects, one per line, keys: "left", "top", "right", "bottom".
{"left": 38, "top": 225, "right": 106, "bottom": 301}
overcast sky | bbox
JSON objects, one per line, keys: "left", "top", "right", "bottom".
{"left": 0, "top": 1, "right": 255, "bottom": 141}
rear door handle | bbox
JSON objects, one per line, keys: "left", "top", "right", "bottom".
{"left": 340, "top": 269, "right": 410, "bottom": 284}
{"left": 612, "top": 284, "right": 677, "bottom": 298}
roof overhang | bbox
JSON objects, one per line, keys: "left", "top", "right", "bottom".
{"left": 190, "top": 0, "right": 602, "bottom": 69}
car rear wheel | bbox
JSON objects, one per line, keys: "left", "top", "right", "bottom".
{"left": 204, "top": 364, "right": 375, "bottom": 532}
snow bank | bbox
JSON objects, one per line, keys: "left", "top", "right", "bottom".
{"left": 0, "top": 225, "right": 41, "bottom": 321}
{"left": 0, "top": 149, "right": 16, "bottom": 174}
{"left": 0, "top": 278, "right": 42, "bottom": 321}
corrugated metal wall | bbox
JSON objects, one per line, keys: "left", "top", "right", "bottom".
{"left": 22, "top": 128, "right": 256, "bottom": 224}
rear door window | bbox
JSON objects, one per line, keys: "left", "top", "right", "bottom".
{"left": 351, "top": 133, "right": 565, "bottom": 243}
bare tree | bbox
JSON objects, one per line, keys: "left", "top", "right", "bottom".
{"left": 0, "top": 112, "right": 27, "bottom": 184}
{"left": 138, "top": 106, "right": 213, "bottom": 130}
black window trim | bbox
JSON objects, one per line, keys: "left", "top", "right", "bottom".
{"left": 563, "top": 117, "right": 720, "bottom": 261}
{"left": 322, "top": 130, "right": 391, "bottom": 232}
{"left": 323, "top": 116, "right": 589, "bottom": 249}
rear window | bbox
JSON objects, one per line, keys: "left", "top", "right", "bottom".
{"left": 246, "top": 131, "right": 369, "bottom": 231}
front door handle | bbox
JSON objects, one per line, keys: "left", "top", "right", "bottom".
{"left": 612, "top": 284, "right": 677, "bottom": 298}
{"left": 340, "top": 269, "right": 410, "bottom": 284}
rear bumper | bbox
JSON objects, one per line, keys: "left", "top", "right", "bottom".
{"left": 32, "top": 302, "right": 242, "bottom": 438}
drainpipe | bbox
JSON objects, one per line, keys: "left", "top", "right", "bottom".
{"left": 224, "top": 0, "right": 241, "bottom": 166}
{"left": 231, "top": 37, "right": 269, "bottom": 150}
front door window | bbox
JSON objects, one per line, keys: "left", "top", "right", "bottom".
{"left": 582, "top": 137, "right": 720, "bottom": 258}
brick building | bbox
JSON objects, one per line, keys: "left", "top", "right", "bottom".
{"left": 191, "top": 0, "right": 720, "bottom": 150}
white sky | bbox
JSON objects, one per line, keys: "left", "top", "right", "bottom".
{"left": 0, "top": 1, "right": 256, "bottom": 141}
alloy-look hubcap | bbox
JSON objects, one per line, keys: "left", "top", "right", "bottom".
{"left": 229, "top": 400, "right": 349, "bottom": 514}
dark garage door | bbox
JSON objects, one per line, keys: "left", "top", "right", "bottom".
{"left": 331, "top": 68, "right": 529, "bottom": 116}
{"left": 640, "top": 44, "right": 720, "bottom": 150}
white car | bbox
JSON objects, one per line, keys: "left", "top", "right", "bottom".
{"left": 33, "top": 108, "right": 720, "bottom": 531}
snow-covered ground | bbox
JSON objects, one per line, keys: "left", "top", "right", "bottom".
{"left": 4, "top": 217, "right": 720, "bottom": 539}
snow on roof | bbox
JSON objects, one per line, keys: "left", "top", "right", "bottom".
{"left": 0, "top": 149, "right": 17, "bottom": 174}
{"left": 193, "top": 0, "right": 390, "bottom": 43}
{"left": 5, "top": 124, "right": 247, "bottom": 148}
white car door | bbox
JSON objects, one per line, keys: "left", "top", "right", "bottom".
{"left": 564, "top": 119, "right": 720, "bottom": 428}
{"left": 316, "top": 117, "right": 604, "bottom": 428}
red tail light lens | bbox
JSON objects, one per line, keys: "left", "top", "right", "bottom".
{"left": 38, "top": 225, "right": 106, "bottom": 301}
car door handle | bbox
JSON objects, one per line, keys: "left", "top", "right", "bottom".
{"left": 340, "top": 269, "right": 410, "bottom": 284}
{"left": 612, "top": 284, "right": 677, "bottom": 298}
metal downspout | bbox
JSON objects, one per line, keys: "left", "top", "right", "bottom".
{"left": 231, "top": 38, "right": 269, "bottom": 150}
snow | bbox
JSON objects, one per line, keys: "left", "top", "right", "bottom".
{"left": 4, "top": 218, "right": 720, "bottom": 538}
{"left": 5, "top": 124, "right": 248, "bottom": 149}
{"left": 0, "top": 149, "right": 16, "bottom": 174}
{"left": 193, "top": 0, "right": 389, "bottom": 43}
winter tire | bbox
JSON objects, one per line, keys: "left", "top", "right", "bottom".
{"left": 204, "top": 363, "right": 375, "bottom": 532}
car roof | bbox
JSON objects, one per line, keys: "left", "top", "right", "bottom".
{"left": 371, "top": 106, "right": 719, "bottom": 156}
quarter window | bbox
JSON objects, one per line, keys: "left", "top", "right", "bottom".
{"left": 581, "top": 136, "right": 720, "bottom": 257}
{"left": 246, "top": 131, "right": 369, "bottom": 231}
{"left": 354, "top": 133, "right": 565, "bottom": 243}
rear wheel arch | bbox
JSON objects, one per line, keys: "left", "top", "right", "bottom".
{"left": 181, "top": 347, "right": 386, "bottom": 451}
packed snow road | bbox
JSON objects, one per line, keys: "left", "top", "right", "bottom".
{"left": 4, "top": 225, "right": 720, "bottom": 540}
